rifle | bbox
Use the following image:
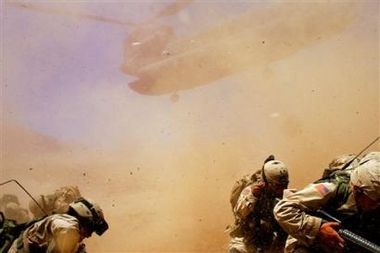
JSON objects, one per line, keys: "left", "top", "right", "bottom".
{"left": 316, "top": 209, "right": 380, "bottom": 253}
{"left": 274, "top": 197, "right": 380, "bottom": 253}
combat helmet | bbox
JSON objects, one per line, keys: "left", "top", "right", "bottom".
{"left": 68, "top": 198, "right": 109, "bottom": 235}
{"left": 262, "top": 159, "right": 289, "bottom": 187}
{"left": 350, "top": 159, "right": 380, "bottom": 202}
{"left": 360, "top": 151, "right": 380, "bottom": 164}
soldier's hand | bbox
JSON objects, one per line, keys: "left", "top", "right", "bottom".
{"left": 251, "top": 183, "right": 265, "bottom": 197}
{"left": 317, "top": 222, "right": 345, "bottom": 251}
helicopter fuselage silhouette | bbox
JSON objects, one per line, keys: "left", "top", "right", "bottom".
{"left": 9, "top": 1, "right": 357, "bottom": 96}
{"left": 122, "top": 2, "right": 357, "bottom": 95}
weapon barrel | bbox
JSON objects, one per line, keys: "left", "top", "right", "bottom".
{"left": 317, "top": 210, "right": 380, "bottom": 253}
{"left": 339, "top": 229, "right": 380, "bottom": 253}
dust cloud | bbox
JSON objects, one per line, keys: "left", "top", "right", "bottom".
{"left": 1, "top": 1, "right": 379, "bottom": 253}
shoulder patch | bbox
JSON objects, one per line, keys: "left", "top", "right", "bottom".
{"left": 315, "top": 183, "right": 331, "bottom": 196}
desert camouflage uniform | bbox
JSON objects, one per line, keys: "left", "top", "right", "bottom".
{"left": 8, "top": 214, "right": 83, "bottom": 253}
{"left": 274, "top": 157, "right": 380, "bottom": 253}
{"left": 229, "top": 178, "right": 286, "bottom": 253}
{"left": 29, "top": 186, "right": 81, "bottom": 218}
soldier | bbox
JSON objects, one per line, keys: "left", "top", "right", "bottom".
{"left": 29, "top": 185, "right": 82, "bottom": 218}
{"left": 0, "top": 194, "right": 30, "bottom": 224}
{"left": 8, "top": 197, "right": 108, "bottom": 253}
{"left": 274, "top": 154, "right": 380, "bottom": 253}
{"left": 228, "top": 157, "right": 290, "bottom": 253}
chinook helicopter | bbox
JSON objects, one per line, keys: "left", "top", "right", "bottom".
{"left": 8, "top": 1, "right": 357, "bottom": 96}
{"left": 123, "top": 2, "right": 358, "bottom": 95}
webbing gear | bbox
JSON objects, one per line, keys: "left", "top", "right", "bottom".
{"left": 261, "top": 155, "right": 275, "bottom": 184}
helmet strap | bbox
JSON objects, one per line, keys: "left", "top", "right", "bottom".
{"left": 261, "top": 166, "right": 268, "bottom": 185}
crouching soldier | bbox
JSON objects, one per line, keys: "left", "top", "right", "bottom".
{"left": 228, "top": 156, "right": 290, "bottom": 253}
{"left": 8, "top": 198, "right": 108, "bottom": 253}
{"left": 274, "top": 154, "right": 380, "bottom": 253}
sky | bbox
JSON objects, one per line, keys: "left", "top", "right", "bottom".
{"left": 1, "top": 0, "right": 379, "bottom": 252}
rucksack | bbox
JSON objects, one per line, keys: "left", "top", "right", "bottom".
{"left": 230, "top": 170, "right": 261, "bottom": 210}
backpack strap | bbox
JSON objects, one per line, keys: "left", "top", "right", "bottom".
{"left": 324, "top": 179, "right": 351, "bottom": 215}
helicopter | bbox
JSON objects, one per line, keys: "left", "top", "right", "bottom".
{"left": 122, "top": 2, "right": 358, "bottom": 95}
{"left": 8, "top": 1, "right": 358, "bottom": 96}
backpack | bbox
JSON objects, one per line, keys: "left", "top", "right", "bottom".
{"left": 230, "top": 170, "right": 261, "bottom": 210}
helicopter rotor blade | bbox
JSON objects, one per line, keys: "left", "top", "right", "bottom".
{"left": 7, "top": 1, "right": 136, "bottom": 27}
{"left": 7, "top": 0, "right": 193, "bottom": 28}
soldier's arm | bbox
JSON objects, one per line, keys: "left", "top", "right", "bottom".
{"left": 48, "top": 216, "right": 82, "bottom": 253}
{"left": 273, "top": 182, "right": 337, "bottom": 246}
{"left": 50, "top": 229, "right": 81, "bottom": 253}
{"left": 234, "top": 183, "right": 263, "bottom": 219}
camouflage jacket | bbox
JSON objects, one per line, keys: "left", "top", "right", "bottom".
{"left": 274, "top": 179, "right": 379, "bottom": 253}
{"left": 8, "top": 214, "right": 83, "bottom": 253}
{"left": 232, "top": 179, "right": 285, "bottom": 247}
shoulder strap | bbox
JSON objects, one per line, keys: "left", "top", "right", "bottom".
{"left": 325, "top": 180, "right": 351, "bottom": 213}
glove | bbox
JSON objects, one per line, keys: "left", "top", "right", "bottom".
{"left": 317, "top": 222, "right": 345, "bottom": 251}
